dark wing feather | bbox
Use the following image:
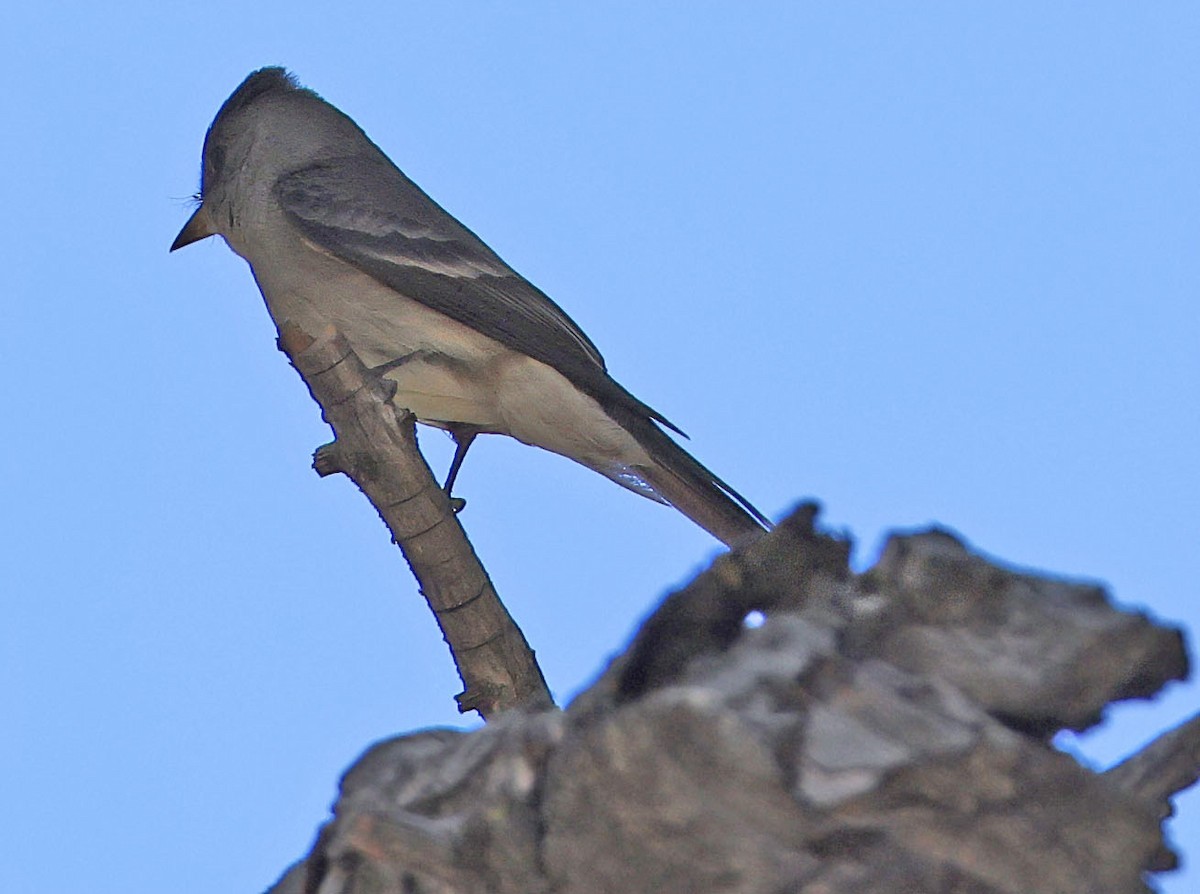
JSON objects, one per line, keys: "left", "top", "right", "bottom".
{"left": 275, "top": 154, "right": 770, "bottom": 536}
{"left": 274, "top": 156, "right": 685, "bottom": 436}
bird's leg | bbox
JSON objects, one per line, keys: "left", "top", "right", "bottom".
{"left": 370, "top": 353, "right": 421, "bottom": 375}
{"left": 443, "top": 427, "right": 478, "bottom": 512}
{"left": 365, "top": 356, "right": 477, "bottom": 512}
{"left": 363, "top": 354, "right": 422, "bottom": 404}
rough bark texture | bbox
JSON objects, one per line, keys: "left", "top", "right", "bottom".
{"left": 278, "top": 323, "right": 551, "bottom": 718}
{"left": 264, "top": 505, "right": 1196, "bottom": 894}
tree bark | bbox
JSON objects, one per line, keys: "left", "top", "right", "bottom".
{"left": 266, "top": 506, "right": 1195, "bottom": 894}
{"left": 277, "top": 322, "right": 552, "bottom": 719}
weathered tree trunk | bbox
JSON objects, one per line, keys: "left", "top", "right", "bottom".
{"left": 265, "top": 506, "right": 1195, "bottom": 894}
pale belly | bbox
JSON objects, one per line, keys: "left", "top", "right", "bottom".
{"left": 242, "top": 245, "right": 659, "bottom": 495}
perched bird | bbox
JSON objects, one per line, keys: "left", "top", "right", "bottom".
{"left": 172, "top": 67, "right": 769, "bottom": 546}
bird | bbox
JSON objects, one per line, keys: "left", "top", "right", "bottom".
{"left": 171, "top": 67, "right": 769, "bottom": 546}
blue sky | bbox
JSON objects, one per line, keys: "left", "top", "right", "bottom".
{"left": 3, "top": 3, "right": 1196, "bottom": 891}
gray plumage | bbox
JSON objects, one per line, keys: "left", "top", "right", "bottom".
{"left": 173, "top": 67, "right": 769, "bottom": 545}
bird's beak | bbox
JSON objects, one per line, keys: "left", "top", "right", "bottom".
{"left": 170, "top": 205, "right": 216, "bottom": 252}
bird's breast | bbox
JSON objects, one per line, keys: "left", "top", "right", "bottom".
{"left": 236, "top": 224, "right": 653, "bottom": 482}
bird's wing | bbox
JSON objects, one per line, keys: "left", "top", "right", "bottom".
{"left": 275, "top": 153, "right": 770, "bottom": 540}
{"left": 275, "top": 155, "right": 683, "bottom": 435}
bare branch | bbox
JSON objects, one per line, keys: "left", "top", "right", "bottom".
{"left": 277, "top": 322, "right": 552, "bottom": 719}
{"left": 1106, "top": 713, "right": 1200, "bottom": 818}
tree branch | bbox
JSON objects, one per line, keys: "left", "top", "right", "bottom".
{"left": 1106, "top": 713, "right": 1200, "bottom": 819}
{"left": 276, "top": 322, "right": 552, "bottom": 719}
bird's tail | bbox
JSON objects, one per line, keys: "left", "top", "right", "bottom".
{"left": 632, "top": 424, "right": 771, "bottom": 547}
